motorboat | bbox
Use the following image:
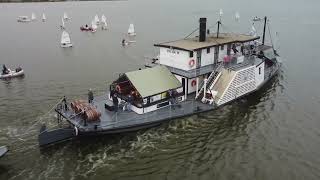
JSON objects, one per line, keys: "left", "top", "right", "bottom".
{"left": 80, "top": 25, "right": 92, "bottom": 31}
{"left": 0, "top": 67, "right": 24, "bottom": 79}
{"left": 17, "top": 16, "right": 31, "bottom": 22}
{"left": 60, "top": 31, "right": 73, "bottom": 48}
{"left": 0, "top": 146, "right": 8, "bottom": 158}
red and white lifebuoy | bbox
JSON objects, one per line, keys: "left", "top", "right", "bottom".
{"left": 116, "top": 85, "right": 122, "bottom": 93}
{"left": 189, "top": 59, "right": 195, "bottom": 67}
{"left": 191, "top": 79, "right": 197, "bottom": 87}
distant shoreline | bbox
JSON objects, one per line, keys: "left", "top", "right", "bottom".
{"left": 0, "top": 0, "right": 123, "bottom": 3}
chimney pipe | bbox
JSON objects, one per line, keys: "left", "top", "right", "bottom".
{"left": 199, "top": 18, "right": 207, "bottom": 42}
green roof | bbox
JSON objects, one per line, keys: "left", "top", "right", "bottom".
{"left": 125, "top": 66, "right": 182, "bottom": 98}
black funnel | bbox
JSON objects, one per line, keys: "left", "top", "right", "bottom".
{"left": 199, "top": 18, "right": 207, "bottom": 42}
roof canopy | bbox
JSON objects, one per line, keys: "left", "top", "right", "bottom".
{"left": 154, "top": 33, "right": 259, "bottom": 52}
{"left": 125, "top": 66, "right": 182, "bottom": 98}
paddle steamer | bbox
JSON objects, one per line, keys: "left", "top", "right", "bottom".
{"left": 39, "top": 16, "right": 281, "bottom": 146}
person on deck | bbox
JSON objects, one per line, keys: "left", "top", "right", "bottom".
{"left": 2, "top": 64, "right": 8, "bottom": 75}
{"left": 88, "top": 89, "right": 94, "bottom": 104}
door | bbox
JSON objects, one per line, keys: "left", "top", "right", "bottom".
{"left": 196, "top": 50, "right": 201, "bottom": 68}
{"left": 182, "top": 78, "right": 186, "bottom": 94}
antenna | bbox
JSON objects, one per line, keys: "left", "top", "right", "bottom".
{"left": 217, "top": 9, "right": 223, "bottom": 38}
{"left": 262, "top": 16, "right": 267, "bottom": 45}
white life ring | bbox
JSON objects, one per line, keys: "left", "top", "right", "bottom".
{"left": 189, "top": 59, "right": 195, "bottom": 67}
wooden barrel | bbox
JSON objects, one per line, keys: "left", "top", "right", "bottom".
{"left": 84, "top": 109, "right": 101, "bottom": 121}
{"left": 71, "top": 100, "right": 86, "bottom": 111}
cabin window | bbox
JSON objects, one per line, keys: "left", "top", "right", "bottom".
{"left": 259, "top": 67, "right": 261, "bottom": 74}
{"left": 189, "top": 51, "right": 194, "bottom": 58}
{"left": 150, "top": 94, "right": 161, "bottom": 103}
{"left": 221, "top": 45, "right": 224, "bottom": 50}
{"left": 207, "top": 48, "right": 210, "bottom": 54}
{"left": 143, "top": 98, "right": 148, "bottom": 105}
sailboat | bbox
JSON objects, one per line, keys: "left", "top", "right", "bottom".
{"left": 63, "top": 12, "right": 69, "bottom": 20}
{"left": 31, "top": 13, "right": 36, "bottom": 21}
{"left": 94, "top": 15, "right": 100, "bottom": 25}
{"left": 128, "top": 23, "right": 136, "bottom": 36}
{"left": 42, "top": 13, "right": 46, "bottom": 22}
{"left": 91, "top": 21, "right": 97, "bottom": 32}
{"left": 101, "top": 14, "right": 107, "bottom": 30}
{"left": 60, "top": 31, "right": 73, "bottom": 48}
{"left": 235, "top": 12, "right": 240, "bottom": 22}
{"left": 61, "top": 18, "right": 65, "bottom": 29}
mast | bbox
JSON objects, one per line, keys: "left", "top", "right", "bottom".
{"left": 262, "top": 16, "right": 267, "bottom": 45}
{"left": 217, "top": 20, "right": 221, "bottom": 38}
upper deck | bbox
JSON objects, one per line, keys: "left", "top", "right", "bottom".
{"left": 154, "top": 33, "right": 259, "bottom": 51}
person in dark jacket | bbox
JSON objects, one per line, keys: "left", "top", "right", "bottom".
{"left": 112, "top": 94, "right": 119, "bottom": 112}
{"left": 2, "top": 64, "right": 8, "bottom": 75}
{"left": 88, "top": 89, "right": 94, "bottom": 103}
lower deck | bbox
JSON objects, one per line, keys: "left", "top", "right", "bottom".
{"left": 59, "top": 94, "right": 216, "bottom": 133}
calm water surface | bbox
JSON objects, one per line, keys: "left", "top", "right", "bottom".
{"left": 1, "top": 0, "right": 320, "bottom": 179}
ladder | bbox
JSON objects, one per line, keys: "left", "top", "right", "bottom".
{"left": 195, "top": 63, "right": 223, "bottom": 100}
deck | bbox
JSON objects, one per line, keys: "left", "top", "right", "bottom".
{"left": 59, "top": 95, "right": 215, "bottom": 133}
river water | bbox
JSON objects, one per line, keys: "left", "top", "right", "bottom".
{"left": 1, "top": 0, "right": 320, "bottom": 179}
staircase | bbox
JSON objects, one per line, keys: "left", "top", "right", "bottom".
{"left": 195, "top": 63, "right": 223, "bottom": 100}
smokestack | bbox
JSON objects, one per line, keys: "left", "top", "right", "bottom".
{"left": 199, "top": 18, "right": 207, "bottom": 42}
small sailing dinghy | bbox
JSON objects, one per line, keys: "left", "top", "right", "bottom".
{"left": 31, "top": 13, "right": 36, "bottom": 21}
{"left": 91, "top": 21, "right": 97, "bottom": 32}
{"left": 17, "top": 16, "right": 31, "bottom": 22}
{"left": 42, "top": 13, "right": 46, "bottom": 22}
{"left": 235, "top": 12, "right": 240, "bottom": 22}
{"left": 63, "top": 12, "right": 69, "bottom": 20}
{"left": 101, "top": 14, "right": 107, "bottom": 30}
{"left": 60, "top": 31, "right": 73, "bottom": 48}
{"left": 128, "top": 23, "right": 136, "bottom": 36}
{"left": 0, "top": 146, "right": 8, "bottom": 158}
{"left": 94, "top": 14, "right": 100, "bottom": 25}
{"left": 0, "top": 66, "right": 24, "bottom": 79}
{"left": 61, "top": 18, "right": 65, "bottom": 29}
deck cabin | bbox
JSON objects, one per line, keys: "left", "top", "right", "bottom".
{"left": 108, "top": 66, "right": 184, "bottom": 114}
{"left": 152, "top": 18, "right": 278, "bottom": 105}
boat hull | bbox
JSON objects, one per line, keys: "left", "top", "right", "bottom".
{"left": 0, "top": 70, "right": 24, "bottom": 79}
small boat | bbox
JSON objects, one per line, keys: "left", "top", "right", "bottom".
{"left": 101, "top": 14, "right": 107, "bottom": 30}
{"left": 42, "top": 13, "right": 46, "bottom": 22}
{"left": 63, "top": 12, "right": 69, "bottom": 20}
{"left": 91, "top": 21, "right": 97, "bottom": 32}
{"left": 0, "top": 146, "right": 8, "bottom": 158}
{"left": 128, "top": 23, "right": 136, "bottom": 36}
{"left": 235, "top": 12, "right": 240, "bottom": 22}
{"left": 17, "top": 16, "right": 31, "bottom": 22}
{"left": 31, "top": 13, "right": 36, "bottom": 21}
{"left": 80, "top": 25, "right": 92, "bottom": 31}
{"left": 60, "top": 31, "right": 73, "bottom": 48}
{"left": 0, "top": 67, "right": 24, "bottom": 79}
{"left": 94, "top": 14, "right": 100, "bottom": 25}
{"left": 253, "top": 16, "right": 262, "bottom": 21}
{"left": 61, "top": 18, "right": 65, "bottom": 29}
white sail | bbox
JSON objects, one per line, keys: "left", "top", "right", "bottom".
{"left": 63, "top": 12, "right": 69, "bottom": 20}
{"left": 31, "top": 13, "right": 36, "bottom": 21}
{"left": 91, "top": 21, "right": 97, "bottom": 32}
{"left": 61, "top": 18, "right": 65, "bottom": 29}
{"left": 42, "top": 13, "right": 46, "bottom": 21}
{"left": 94, "top": 15, "right": 100, "bottom": 24}
{"left": 101, "top": 14, "right": 106, "bottom": 23}
{"left": 235, "top": 12, "right": 240, "bottom": 22}
{"left": 61, "top": 31, "right": 72, "bottom": 47}
{"left": 128, "top": 23, "right": 136, "bottom": 36}
{"left": 219, "top": 9, "right": 223, "bottom": 17}
{"left": 249, "top": 24, "right": 257, "bottom": 37}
